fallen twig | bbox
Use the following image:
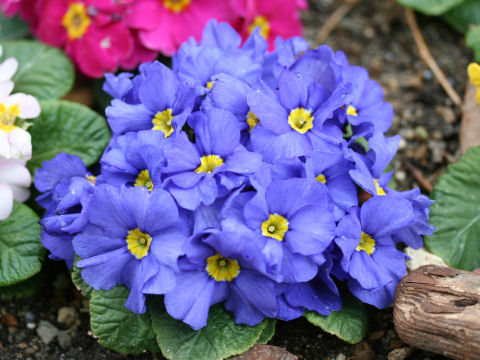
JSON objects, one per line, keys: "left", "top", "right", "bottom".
{"left": 314, "top": 0, "right": 360, "bottom": 46}
{"left": 404, "top": 160, "right": 433, "bottom": 193}
{"left": 404, "top": 7, "right": 462, "bottom": 106}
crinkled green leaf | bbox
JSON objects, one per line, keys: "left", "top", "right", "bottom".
{"left": 444, "top": 0, "right": 480, "bottom": 32}
{"left": 28, "top": 100, "right": 110, "bottom": 174}
{"left": 71, "top": 256, "right": 93, "bottom": 299}
{"left": 426, "top": 146, "right": 480, "bottom": 270}
{"left": 304, "top": 297, "right": 368, "bottom": 344}
{"left": 151, "top": 303, "right": 268, "bottom": 360}
{"left": 256, "top": 319, "right": 276, "bottom": 345}
{"left": 396, "top": 0, "right": 465, "bottom": 15}
{"left": 0, "top": 269, "right": 46, "bottom": 300}
{"left": 89, "top": 286, "right": 159, "bottom": 355}
{"left": 0, "top": 14, "right": 30, "bottom": 40}
{"left": 466, "top": 25, "right": 480, "bottom": 62}
{"left": 0, "top": 202, "right": 44, "bottom": 286}
{"left": 0, "top": 40, "right": 74, "bottom": 99}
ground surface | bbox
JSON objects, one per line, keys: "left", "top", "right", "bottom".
{"left": 0, "top": 0, "right": 471, "bottom": 359}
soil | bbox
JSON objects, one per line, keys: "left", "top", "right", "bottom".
{"left": 0, "top": 0, "right": 471, "bottom": 359}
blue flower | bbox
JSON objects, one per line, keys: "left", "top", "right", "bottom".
{"left": 335, "top": 196, "right": 416, "bottom": 308}
{"left": 74, "top": 185, "right": 186, "bottom": 313}
{"left": 105, "top": 62, "right": 195, "bottom": 138}
{"left": 101, "top": 130, "right": 165, "bottom": 191}
{"left": 164, "top": 230, "right": 278, "bottom": 330}
{"left": 221, "top": 177, "right": 336, "bottom": 283}
{"left": 247, "top": 69, "right": 353, "bottom": 162}
{"left": 163, "top": 108, "right": 262, "bottom": 210}
{"left": 35, "top": 153, "right": 95, "bottom": 268}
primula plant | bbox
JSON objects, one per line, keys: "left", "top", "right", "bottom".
{"left": 1, "top": 0, "right": 307, "bottom": 77}
{"left": 33, "top": 20, "right": 435, "bottom": 359}
{"left": 0, "top": 38, "right": 109, "bottom": 299}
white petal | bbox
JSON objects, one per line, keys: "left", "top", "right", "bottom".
{"left": 0, "top": 183, "right": 14, "bottom": 221}
{"left": 7, "top": 128, "right": 32, "bottom": 160}
{"left": 10, "top": 184, "right": 30, "bottom": 202}
{"left": 0, "top": 130, "right": 11, "bottom": 158}
{"left": 5, "top": 93, "right": 41, "bottom": 119}
{"left": 0, "top": 58, "right": 18, "bottom": 82}
{"left": 0, "top": 158, "right": 31, "bottom": 187}
{"left": 0, "top": 82, "right": 14, "bottom": 97}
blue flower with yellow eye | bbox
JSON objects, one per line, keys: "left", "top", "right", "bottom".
{"left": 335, "top": 196, "right": 416, "bottom": 308}
{"left": 105, "top": 62, "right": 195, "bottom": 138}
{"left": 35, "top": 153, "right": 95, "bottom": 268}
{"left": 73, "top": 185, "right": 186, "bottom": 314}
{"left": 247, "top": 69, "right": 353, "bottom": 162}
{"left": 163, "top": 108, "right": 262, "bottom": 210}
{"left": 221, "top": 177, "right": 336, "bottom": 283}
{"left": 164, "top": 230, "right": 278, "bottom": 330}
{"left": 101, "top": 130, "right": 165, "bottom": 191}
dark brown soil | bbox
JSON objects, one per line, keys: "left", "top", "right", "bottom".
{"left": 0, "top": 0, "right": 470, "bottom": 359}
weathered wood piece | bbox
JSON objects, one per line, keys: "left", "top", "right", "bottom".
{"left": 394, "top": 265, "right": 480, "bottom": 360}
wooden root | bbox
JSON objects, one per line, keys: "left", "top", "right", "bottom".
{"left": 394, "top": 265, "right": 480, "bottom": 359}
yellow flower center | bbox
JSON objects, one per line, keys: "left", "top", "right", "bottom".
{"left": 195, "top": 155, "right": 224, "bottom": 173}
{"left": 246, "top": 110, "right": 259, "bottom": 132}
{"left": 346, "top": 104, "right": 358, "bottom": 116}
{"left": 206, "top": 81, "right": 214, "bottom": 90}
{"left": 316, "top": 173, "right": 327, "bottom": 184}
{"left": 62, "top": 3, "right": 91, "bottom": 40}
{"left": 374, "top": 179, "right": 386, "bottom": 196}
{"left": 288, "top": 108, "right": 314, "bottom": 134}
{"left": 85, "top": 175, "right": 97, "bottom": 186}
{"left": 126, "top": 228, "right": 152, "bottom": 260}
{"left": 163, "top": 0, "right": 191, "bottom": 12}
{"left": 135, "top": 170, "right": 154, "bottom": 191}
{"left": 261, "top": 213, "right": 289, "bottom": 241}
{"left": 248, "top": 16, "right": 271, "bottom": 40}
{"left": 206, "top": 253, "right": 240, "bottom": 282}
{"left": 0, "top": 102, "right": 20, "bottom": 128}
{"left": 152, "top": 108, "right": 174, "bottom": 138}
{"left": 356, "top": 232, "right": 376, "bottom": 255}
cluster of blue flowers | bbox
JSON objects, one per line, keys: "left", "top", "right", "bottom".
{"left": 35, "top": 20, "right": 434, "bottom": 330}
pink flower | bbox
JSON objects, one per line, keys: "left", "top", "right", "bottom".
{"left": 35, "top": 0, "right": 134, "bottom": 77}
{"left": 126, "top": 0, "right": 235, "bottom": 56}
{"left": 232, "top": 0, "right": 307, "bottom": 50}
{"left": 0, "top": 0, "right": 42, "bottom": 29}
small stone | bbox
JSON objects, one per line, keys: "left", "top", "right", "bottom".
{"left": 369, "top": 330, "right": 385, "bottom": 340}
{"left": 435, "top": 105, "right": 456, "bottom": 124}
{"left": 36, "top": 320, "right": 59, "bottom": 345}
{"left": 17, "top": 342, "right": 27, "bottom": 349}
{"left": 394, "top": 170, "right": 406, "bottom": 182}
{"left": 25, "top": 347, "right": 35, "bottom": 355}
{"left": 404, "top": 247, "right": 448, "bottom": 272}
{"left": 1, "top": 312, "right": 18, "bottom": 327}
{"left": 335, "top": 353, "right": 347, "bottom": 360}
{"left": 57, "top": 307, "right": 79, "bottom": 328}
{"left": 353, "top": 341, "right": 375, "bottom": 360}
{"left": 57, "top": 330, "right": 72, "bottom": 349}
{"left": 388, "top": 347, "right": 412, "bottom": 360}
{"left": 389, "top": 338, "right": 404, "bottom": 349}
{"left": 414, "top": 126, "right": 428, "bottom": 141}
{"left": 25, "top": 312, "right": 35, "bottom": 323}
{"left": 26, "top": 322, "right": 36, "bottom": 330}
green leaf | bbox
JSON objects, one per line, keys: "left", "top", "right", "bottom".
{"left": 443, "top": 0, "right": 480, "bottom": 33}
{"left": 89, "top": 286, "right": 159, "bottom": 355}
{"left": 0, "top": 40, "right": 74, "bottom": 99}
{"left": 304, "top": 297, "right": 368, "bottom": 344}
{"left": 151, "top": 303, "right": 268, "bottom": 360}
{"left": 71, "top": 256, "right": 93, "bottom": 299}
{"left": 466, "top": 25, "right": 480, "bottom": 62}
{"left": 28, "top": 100, "right": 110, "bottom": 174}
{"left": 0, "top": 270, "right": 46, "bottom": 300}
{"left": 425, "top": 146, "right": 480, "bottom": 270}
{"left": 0, "top": 14, "right": 30, "bottom": 40}
{"left": 256, "top": 319, "right": 276, "bottom": 345}
{"left": 396, "top": 0, "right": 466, "bottom": 15}
{"left": 0, "top": 202, "right": 44, "bottom": 286}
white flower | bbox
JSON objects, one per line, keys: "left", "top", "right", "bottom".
{"left": 0, "top": 45, "right": 18, "bottom": 98}
{"left": 0, "top": 157, "right": 31, "bottom": 221}
{"left": 0, "top": 125, "right": 32, "bottom": 160}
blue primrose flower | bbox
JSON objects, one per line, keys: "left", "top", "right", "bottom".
{"left": 101, "top": 130, "right": 165, "bottom": 190}
{"left": 247, "top": 69, "right": 353, "bottom": 162}
{"left": 105, "top": 62, "right": 195, "bottom": 138}
{"left": 73, "top": 185, "right": 187, "bottom": 313}
{"left": 163, "top": 108, "right": 262, "bottom": 210}
{"left": 334, "top": 196, "right": 416, "bottom": 308}
{"left": 221, "top": 177, "right": 336, "bottom": 283}
{"left": 35, "top": 153, "right": 95, "bottom": 268}
{"left": 164, "top": 230, "right": 278, "bottom": 330}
